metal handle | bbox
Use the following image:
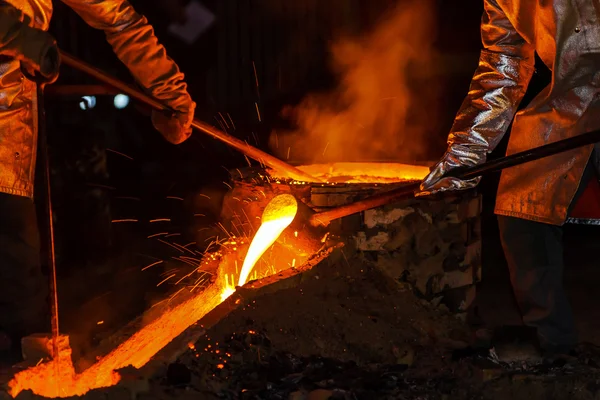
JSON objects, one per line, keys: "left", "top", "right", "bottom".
{"left": 59, "top": 51, "right": 322, "bottom": 183}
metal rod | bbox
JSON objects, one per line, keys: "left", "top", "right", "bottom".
{"left": 37, "top": 85, "right": 61, "bottom": 390}
{"left": 45, "top": 84, "right": 118, "bottom": 96}
{"left": 59, "top": 51, "right": 322, "bottom": 183}
{"left": 311, "top": 129, "right": 600, "bottom": 226}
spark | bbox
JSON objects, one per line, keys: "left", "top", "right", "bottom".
{"left": 191, "top": 276, "right": 208, "bottom": 291}
{"left": 217, "top": 112, "right": 230, "bottom": 129}
{"left": 235, "top": 169, "right": 243, "bottom": 178}
{"left": 198, "top": 194, "right": 211, "bottom": 199}
{"left": 111, "top": 219, "right": 138, "bottom": 223}
{"left": 168, "top": 287, "right": 186, "bottom": 303}
{"left": 157, "top": 239, "right": 184, "bottom": 253}
{"left": 226, "top": 113, "right": 236, "bottom": 130}
{"left": 244, "top": 155, "right": 252, "bottom": 167}
{"left": 165, "top": 233, "right": 181, "bottom": 238}
{"left": 322, "top": 142, "right": 330, "bottom": 156}
{"left": 216, "top": 222, "right": 231, "bottom": 237}
{"left": 142, "top": 260, "right": 164, "bottom": 271}
{"left": 183, "top": 242, "right": 197, "bottom": 248}
{"left": 106, "top": 149, "right": 133, "bottom": 160}
{"left": 255, "top": 102, "right": 261, "bottom": 122}
{"left": 170, "top": 242, "right": 194, "bottom": 255}
{"left": 150, "top": 219, "right": 171, "bottom": 223}
{"left": 194, "top": 214, "right": 206, "bottom": 217}
{"left": 214, "top": 116, "right": 227, "bottom": 132}
{"left": 175, "top": 268, "right": 196, "bottom": 284}
{"left": 222, "top": 181, "right": 232, "bottom": 190}
{"left": 252, "top": 61, "right": 260, "bottom": 95}
{"left": 97, "top": 321, "right": 104, "bottom": 325}
{"left": 147, "top": 232, "right": 168, "bottom": 238}
{"left": 157, "top": 274, "right": 176, "bottom": 287}
{"left": 166, "top": 196, "right": 184, "bottom": 201}
{"left": 150, "top": 298, "right": 168, "bottom": 309}
{"left": 287, "top": 147, "right": 291, "bottom": 160}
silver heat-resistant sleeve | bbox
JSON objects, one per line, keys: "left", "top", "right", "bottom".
{"left": 419, "top": 0, "right": 535, "bottom": 195}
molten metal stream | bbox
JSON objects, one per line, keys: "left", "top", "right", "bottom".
{"left": 9, "top": 194, "right": 299, "bottom": 398}
{"left": 222, "top": 194, "right": 298, "bottom": 300}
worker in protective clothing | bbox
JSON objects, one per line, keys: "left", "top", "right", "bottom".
{"left": 420, "top": 0, "right": 600, "bottom": 356}
{"left": 0, "top": 0, "right": 195, "bottom": 357}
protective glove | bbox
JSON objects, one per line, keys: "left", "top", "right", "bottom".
{"left": 0, "top": 3, "right": 61, "bottom": 84}
{"left": 20, "top": 40, "right": 60, "bottom": 85}
{"left": 151, "top": 102, "right": 195, "bottom": 145}
{"left": 417, "top": 144, "right": 486, "bottom": 197}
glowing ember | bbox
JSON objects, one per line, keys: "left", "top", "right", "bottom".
{"left": 268, "top": 162, "right": 430, "bottom": 184}
{"left": 236, "top": 194, "right": 298, "bottom": 287}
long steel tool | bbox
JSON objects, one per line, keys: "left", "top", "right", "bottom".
{"left": 59, "top": 51, "right": 322, "bottom": 183}
{"left": 37, "top": 84, "right": 61, "bottom": 393}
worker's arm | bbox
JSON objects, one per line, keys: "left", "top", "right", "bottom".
{"left": 419, "top": 0, "right": 535, "bottom": 196}
{"left": 60, "top": 0, "right": 196, "bottom": 144}
{"left": 0, "top": 3, "right": 59, "bottom": 82}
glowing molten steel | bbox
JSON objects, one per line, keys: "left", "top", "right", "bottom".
{"left": 9, "top": 195, "right": 300, "bottom": 399}
{"left": 8, "top": 282, "right": 225, "bottom": 398}
{"left": 237, "top": 194, "right": 298, "bottom": 288}
{"left": 269, "top": 162, "right": 430, "bottom": 184}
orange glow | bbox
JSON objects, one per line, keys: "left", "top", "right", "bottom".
{"left": 9, "top": 196, "right": 302, "bottom": 399}
{"left": 9, "top": 276, "right": 227, "bottom": 398}
{"left": 236, "top": 194, "right": 298, "bottom": 287}
{"left": 268, "top": 162, "right": 429, "bottom": 184}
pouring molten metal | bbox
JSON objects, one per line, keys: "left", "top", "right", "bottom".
{"left": 236, "top": 195, "right": 298, "bottom": 287}
{"left": 8, "top": 195, "right": 301, "bottom": 399}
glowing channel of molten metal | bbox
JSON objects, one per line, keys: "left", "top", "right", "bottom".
{"left": 8, "top": 194, "right": 299, "bottom": 398}
{"left": 221, "top": 194, "right": 298, "bottom": 301}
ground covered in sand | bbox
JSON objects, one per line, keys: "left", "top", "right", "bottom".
{"left": 9, "top": 250, "right": 600, "bottom": 400}
{"left": 140, "top": 254, "right": 600, "bottom": 400}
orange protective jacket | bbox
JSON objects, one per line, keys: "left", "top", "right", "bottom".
{"left": 0, "top": 0, "right": 194, "bottom": 198}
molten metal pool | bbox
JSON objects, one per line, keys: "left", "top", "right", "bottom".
{"left": 268, "top": 162, "right": 430, "bottom": 184}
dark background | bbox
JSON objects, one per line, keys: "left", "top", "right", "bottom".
{"left": 39, "top": 0, "right": 600, "bottom": 353}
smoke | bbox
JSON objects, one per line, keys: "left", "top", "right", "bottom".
{"left": 269, "top": 0, "right": 440, "bottom": 164}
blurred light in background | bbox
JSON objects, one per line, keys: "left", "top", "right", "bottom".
{"left": 79, "top": 95, "right": 96, "bottom": 110}
{"left": 114, "top": 94, "right": 130, "bottom": 109}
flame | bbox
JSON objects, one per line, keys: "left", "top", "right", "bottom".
{"left": 237, "top": 194, "right": 298, "bottom": 287}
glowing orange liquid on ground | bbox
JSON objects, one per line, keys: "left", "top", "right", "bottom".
{"left": 9, "top": 281, "right": 225, "bottom": 398}
{"left": 9, "top": 195, "right": 299, "bottom": 398}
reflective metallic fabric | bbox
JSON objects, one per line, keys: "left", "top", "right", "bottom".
{"left": 0, "top": 0, "right": 195, "bottom": 197}
{"left": 421, "top": 0, "right": 600, "bottom": 226}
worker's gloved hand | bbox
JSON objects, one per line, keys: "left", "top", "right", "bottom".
{"left": 151, "top": 102, "right": 195, "bottom": 144}
{"left": 0, "top": 3, "right": 60, "bottom": 84}
{"left": 417, "top": 144, "right": 486, "bottom": 197}
{"left": 20, "top": 40, "right": 60, "bottom": 84}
